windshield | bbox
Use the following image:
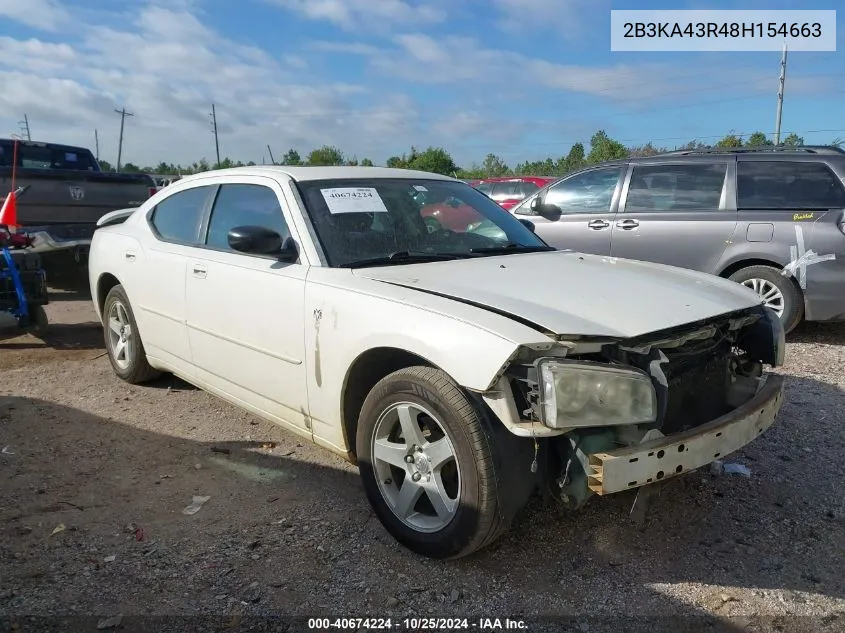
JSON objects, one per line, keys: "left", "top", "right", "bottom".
{"left": 296, "top": 178, "right": 550, "bottom": 267}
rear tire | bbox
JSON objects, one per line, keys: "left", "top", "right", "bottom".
{"left": 729, "top": 265, "right": 803, "bottom": 333}
{"left": 30, "top": 305, "right": 49, "bottom": 338}
{"left": 356, "top": 366, "right": 517, "bottom": 559}
{"left": 102, "top": 284, "right": 160, "bottom": 384}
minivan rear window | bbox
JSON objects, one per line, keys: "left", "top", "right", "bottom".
{"left": 737, "top": 161, "right": 845, "bottom": 210}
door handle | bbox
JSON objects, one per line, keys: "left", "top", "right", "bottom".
{"left": 192, "top": 263, "right": 207, "bottom": 278}
{"left": 587, "top": 219, "right": 610, "bottom": 230}
{"left": 124, "top": 251, "right": 136, "bottom": 261}
{"left": 616, "top": 219, "right": 640, "bottom": 230}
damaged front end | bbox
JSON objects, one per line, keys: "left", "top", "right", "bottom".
{"left": 486, "top": 305, "right": 786, "bottom": 510}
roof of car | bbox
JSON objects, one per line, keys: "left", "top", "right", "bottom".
{"left": 174, "top": 165, "right": 460, "bottom": 184}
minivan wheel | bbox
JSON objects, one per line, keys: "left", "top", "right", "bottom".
{"left": 729, "top": 265, "right": 804, "bottom": 333}
{"left": 356, "top": 366, "right": 512, "bottom": 559}
{"left": 102, "top": 285, "right": 161, "bottom": 384}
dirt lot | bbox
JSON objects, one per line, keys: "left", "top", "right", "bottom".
{"left": 1, "top": 285, "right": 844, "bottom": 632}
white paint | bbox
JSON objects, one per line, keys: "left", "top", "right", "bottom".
{"left": 87, "top": 165, "right": 768, "bottom": 458}
{"left": 321, "top": 187, "right": 388, "bottom": 214}
{"left": 781, "top": 224, "right": 836, "bottom": 289}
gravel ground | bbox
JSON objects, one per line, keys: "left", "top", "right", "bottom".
{"left": 1, "top": 285, "right": 844, "bottom": 633}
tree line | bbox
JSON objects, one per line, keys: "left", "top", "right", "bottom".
{"left": 100, "top": 129, "right": 842, "bottom": 179}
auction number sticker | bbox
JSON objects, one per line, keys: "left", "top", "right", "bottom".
{"left": 321, "top": 187, "right": 389, "bottom": 214}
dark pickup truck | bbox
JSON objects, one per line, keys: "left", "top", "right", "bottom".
{"left": 0, "top": 138, "right": 155, "bottom": 278}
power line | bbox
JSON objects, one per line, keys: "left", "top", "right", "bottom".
{"left": 115, "top": 107, "right": 134, "bottom": 172}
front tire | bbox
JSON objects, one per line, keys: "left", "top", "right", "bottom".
{"left": 728, "top": 265, "right": 804, "bottom": 333}
{"left": 102, "top": 284, "right": 160, "bottom": 384}
{"left": 356, "top": 366, "right": 513, "bottom": 559}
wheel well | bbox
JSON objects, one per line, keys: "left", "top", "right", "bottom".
{"left": 719, "top": 258, "right": 783, "bottom": 278}
{"left": 96, "top": 273, "right": 121, "bottom": 316}
{"left": 341, "top": 347, "right": 434, "bottom": 463}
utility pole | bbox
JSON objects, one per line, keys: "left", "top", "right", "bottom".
{"left": 267, "top": 144, "right": 276, "bottom": 165}
{"left": 18, "top": 114, "right": 31, "bottom": 140}
{"left": 210, "top": 103, "right": 220, "bottom": 168}
{"left": 94, "top": 129, "right": 100, "bottom": 161}
{"left": 114, "top": 107, "right": 134, "bottom": 172}
{"left": 774, "top": 42, "right": 788, "bottom": 146}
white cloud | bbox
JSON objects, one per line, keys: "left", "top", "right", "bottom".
{"left": 309, "top": 41, "right": 381, "bottom": 55}
{"left": 0, "top": 2, "right": 423, "bottom": 167}
{"left": 369, "top": 34, "right": 683, "bottom": 102}
{"left": 0, "top": 0, "right": 70, "bottom": 31}
{"left": 489, "top": 0, "right": 602, "bottom": 36}
{"left": 264, "top": 0, "right": 445, "bottom": 29}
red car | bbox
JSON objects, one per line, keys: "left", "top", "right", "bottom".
{"left": 473, "top": 177, "right": 556, "bottom": 211}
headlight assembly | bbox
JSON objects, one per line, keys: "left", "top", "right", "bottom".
{"left": 536, "top": 359, "right": 657, "bottom": 429}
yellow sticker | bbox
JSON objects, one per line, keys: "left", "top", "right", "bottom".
{"left": 793, "top": 212, "right": 814, "bottom": 221}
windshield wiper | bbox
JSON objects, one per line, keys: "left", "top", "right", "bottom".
{"left": 469, "top": 243, "right": 556, "bottom": 254}
{"left": 345, "top": 251, "right": 468, "bottom": 269}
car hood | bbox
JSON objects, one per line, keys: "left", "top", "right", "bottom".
{"left": 351, "top": 250, "right": 763, "bottom": 339}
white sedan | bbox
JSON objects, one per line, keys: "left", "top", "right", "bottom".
{"left": 88, "top": 166, "right": 786, "bottom": 558}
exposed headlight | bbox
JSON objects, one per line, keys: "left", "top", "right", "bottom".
{"left": 537, "top": 359, "right": 657, "bottom": 429}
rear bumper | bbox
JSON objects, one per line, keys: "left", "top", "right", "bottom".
{"left": 586, "top": 373, "right": 785, "bottom": 495}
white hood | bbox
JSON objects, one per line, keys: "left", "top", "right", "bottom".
{"left": 352, "top": 251, "right": 763, "bottom": 339}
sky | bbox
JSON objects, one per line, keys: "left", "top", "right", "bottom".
{"left": 0, "top": 0, "right": 842, "bottom": 170}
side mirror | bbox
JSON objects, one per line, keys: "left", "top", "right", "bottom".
{"left": 518, "top": 218, "right": 535, "bottom": 232}
{"left": 228, "top": 225, "right": 297, "bottom": 261}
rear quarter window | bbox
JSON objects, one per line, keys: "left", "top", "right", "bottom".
{"left": 737, "top": 161, "right": 845, "bottom": 210}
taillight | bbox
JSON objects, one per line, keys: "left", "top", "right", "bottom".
{"left": 148, "top": 187, "right": 157, "bottom": 198}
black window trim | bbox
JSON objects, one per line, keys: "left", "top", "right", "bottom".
{"left": 146, "top": 179, "right": 304, "bottom": 263}
{"left": 618, "top": 159, "right": 734, "bottom": 214}
{"left": 736, "top": 159, "right": 845, "bottom": 211}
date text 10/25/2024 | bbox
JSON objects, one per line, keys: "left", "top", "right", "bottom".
{"left": 307, "top": 618, "right": 528, "bottom": 631}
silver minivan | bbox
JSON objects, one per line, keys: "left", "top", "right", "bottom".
{"left": 509, "top": 147, "right": 845, "bottom": 332}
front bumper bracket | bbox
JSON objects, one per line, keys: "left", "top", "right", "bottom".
{"left": 587, "top": 374, "right": 785, "bottom": 495}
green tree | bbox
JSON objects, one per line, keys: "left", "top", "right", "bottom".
{"left": 586, "top": 130, "right": 627, "bottom": 164}
{"left": 626, "top": 142, "right": 666, "bottom": 158}
{"left": 281, "top": 149, "right": 301, "bottom": 165}
{"left": 746, "top": 131, "right": 773, "bottom": 147}
{"left": 121, "top": 162, "right": 141, "bottom": 173}
{"left": 307, "top": 145, "right": 344, "bottom": 166}
{"left": 346, "top": 156, "right": 359, "bottom": 166}
{"left": 715, "top": 134, "right": 743, "bottom": 148}
{"left": 831, "top": 137, "right": 843, "bottom": 149}
{"left": 408, "top": 146, "right": 458, "bottom": 175}
{"left": 781, "top": 133, "right": 804, "bottom": 146}
{"left": 385, "top": 156, "right": 406, "bottom": 168}
{"left": 361, "top": 158, "right": 374, "bottom": 166}
{"left": 676, "top": 140, "right": 710, "bottom": 151}
{"left": 481, "top": 153, "right": 509, "bottom": 177}
{"left": 98, "top": 159, "right": 113, "bottom": 172}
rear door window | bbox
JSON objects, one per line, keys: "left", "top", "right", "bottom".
{"left": 625, "top": 163, "right": 727, "bottom": 212}
{"left": 150, "top": 186, "right": 215, "bottom": 244}
{"left": 737, "top": 161, "right": 845, "bottom": 209}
